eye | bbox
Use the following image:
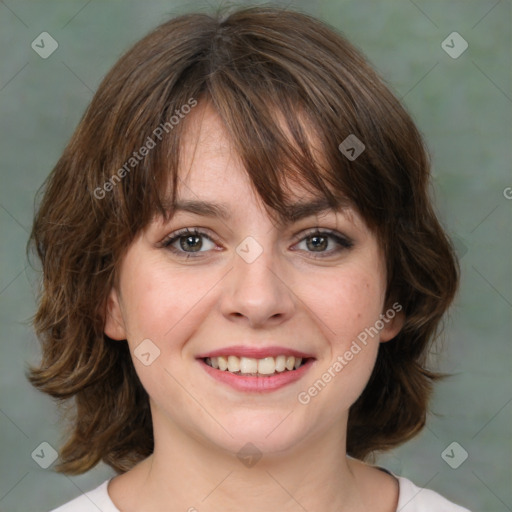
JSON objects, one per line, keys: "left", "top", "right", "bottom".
{"left": 293, "top": 229, "right": 353, "bottom": 258}
{"left": 161, "top": 228, "right": 217, "bottom": 258}
{"left": 160, "top": 227, "right": 353, "bottom": 260}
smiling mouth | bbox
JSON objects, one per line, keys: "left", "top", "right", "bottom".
{"left": 204, "top": 355, "right": 310, "bottom": 377}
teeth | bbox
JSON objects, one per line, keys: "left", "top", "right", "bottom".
{"left": 258, "top": 357, "right": 276, "bottom": 375}
{"left": 205, "top": 355, "right": 306, "bottom": 375}
{"left": 217, "top": 355, "right": 228, "bottom": 371}
{"left": 275, "top": 355, "right": 286, "bottom": 372}
{"left": 240, "top": 357, "right": 258, "bottom": 373}
{"left": 227, "top": 355, "right": 240, "bottom": 372}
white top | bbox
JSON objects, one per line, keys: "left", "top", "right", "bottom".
{"left": 50, "top": 475, "right": 471, "bottom": 511}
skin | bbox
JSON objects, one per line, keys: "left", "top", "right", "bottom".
{"left": 105, "top": 102, "right": 404, "bottom": 512}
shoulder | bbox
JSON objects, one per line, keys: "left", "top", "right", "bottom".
{"left": 48, "top": 479, "right": 119, "bottom": 512}
{"left": 397, "top": 476, "right": 472, "bottom": 512}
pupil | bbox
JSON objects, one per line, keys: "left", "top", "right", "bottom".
{"left": 181, "top": 235, "right": 202, "bottom": 252}
{"left": 307, "top": 235, "right": 327, "bottom": 251}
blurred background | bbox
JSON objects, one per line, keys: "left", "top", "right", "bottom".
{"left": 0, "top": 0, "right": 510, "bottom": 510}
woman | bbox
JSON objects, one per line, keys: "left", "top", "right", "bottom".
{"left": 29, "top": 6, "right": 470, "bottom": 511}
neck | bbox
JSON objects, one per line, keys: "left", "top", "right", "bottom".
{"left": 119, "top": 413, "right": 369, "bottom": 512}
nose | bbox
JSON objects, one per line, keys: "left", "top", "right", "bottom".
{"left": 220, "top": 243, "right": 296, "bottom": 329}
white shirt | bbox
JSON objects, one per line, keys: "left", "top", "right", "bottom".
{"left": 49, "top": 475, "right": 471, "bottom": 511}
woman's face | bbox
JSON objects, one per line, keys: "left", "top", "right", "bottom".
{"left": 105, "top": 102, "right": 403, "bottom": 457}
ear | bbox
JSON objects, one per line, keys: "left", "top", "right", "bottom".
{"left": 104, "top": 287, "right": 127, "bottom": 340}
{"left": 379, "top": 305, "right": 405, "bottom": 343}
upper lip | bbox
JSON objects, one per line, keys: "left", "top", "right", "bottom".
{"left": 196, "top": 345, "right": 315, "bottom": 359}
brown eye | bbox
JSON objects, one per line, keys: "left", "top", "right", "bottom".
{"left": 179, "top": 234, "right": 203, "bottom": 252}
{"left": 162, "top": 228, "right": 217, "bottom": 258}
{"left": 295, "top": 230, "right": 353, "bottom": 257}
{"left": 306, "top": 235, "right": 329, "bottom": 252}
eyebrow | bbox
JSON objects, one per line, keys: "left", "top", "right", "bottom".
{"left": 166, "top": 197, "right": 350, "bottom": 223}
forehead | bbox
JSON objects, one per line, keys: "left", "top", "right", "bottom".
{"left": 177, "top": 102, "right": 244, "bottom": 190}
{"left": 176, "top": 101, "right": 341, "bottom": 199}
{"left": 171, "top": 102, "right": 355, "bottom": 223}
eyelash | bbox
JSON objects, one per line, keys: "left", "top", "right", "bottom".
{"left": 160, "top": 227, "right": 354, "bottom": 260}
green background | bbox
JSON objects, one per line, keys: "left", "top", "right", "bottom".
{"left": 1, "top": 1, "right": 510, "bottom": 510}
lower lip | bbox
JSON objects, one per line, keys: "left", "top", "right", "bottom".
{"left": 199, "top": 359, "right": 314, "bottom": 392}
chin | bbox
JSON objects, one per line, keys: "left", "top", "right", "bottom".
{"left": 197, "top": 408, "right": 310, "bottom": 458}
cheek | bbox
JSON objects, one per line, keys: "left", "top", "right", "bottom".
{"left": 297, "top": 272, "right": 384, "bottom": 414}
{"left": 116, "top": 258, "right": 216, "bottom": 405}
{"left": 121, "top": 269, "right": 173, "bottom": 341}
{"left": 305, "top": 267, "right": 386, "bottom": 348}
{"left": 119, "top": 257, "right": 220, "bottom": 350}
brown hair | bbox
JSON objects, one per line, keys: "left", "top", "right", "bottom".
{"left": 27, "top": 5, "right": 459, "bottom": 474}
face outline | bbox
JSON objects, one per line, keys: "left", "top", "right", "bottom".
{"left": 104, "top": 101, "right": 404, "bottom": 459}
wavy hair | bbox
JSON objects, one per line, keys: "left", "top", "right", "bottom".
{"left": 27, "top": 6, "right": 459, "bottom": 474}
